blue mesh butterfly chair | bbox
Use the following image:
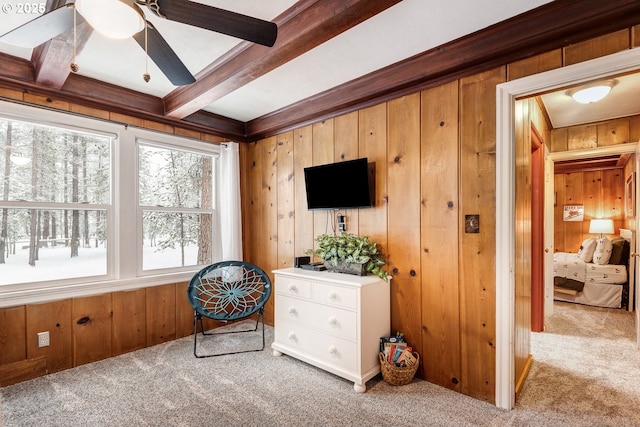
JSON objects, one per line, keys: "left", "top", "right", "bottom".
{"left": 187, "top": 261, "right": 272, "bottom": 358}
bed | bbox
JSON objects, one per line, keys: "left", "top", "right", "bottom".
{"left": 553, "top": 229, "right": 633, "bottom": 309}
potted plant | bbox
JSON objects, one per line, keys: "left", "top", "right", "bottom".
{"left": 306, "top": 232, "right": 388, "bottom": 280}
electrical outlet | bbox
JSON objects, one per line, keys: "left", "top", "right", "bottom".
{"left": 37, "top": 331, "right": 50, "bottom": 348}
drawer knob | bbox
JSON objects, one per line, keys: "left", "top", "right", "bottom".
{"left": 288, "top": 306, "right": 297, "bottom": 315}
{"left": 328, "top": 317, "right": 338, "bottom": 327}
{"left": 288, "top": 332, "right": 296, "bottom": 340}
{"left": 288, "top": 284, "right": 297, "bottom": 292}
{"left": 328, "top": 291, "right": 338, "bottom": 300}
{"left": 328, "top": 345, "right": 337, "bottom": 355}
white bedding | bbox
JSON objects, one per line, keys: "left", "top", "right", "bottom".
{"left": 554, "top": 282, "right": 623, "bottom": 308}
{"left": 553, "top": 252, "right": 627, "bottom": 285}
{"left": 553, "top": 252, "right": 586, "bottom": 282}
{"left": 553, "top": 252, "right": 628, "bottom": 309}
{"left": 585, "top": 263, "right": 627, "bottom": 285}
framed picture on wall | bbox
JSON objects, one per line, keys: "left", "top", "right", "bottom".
{"left": 626, "top": 172, "right": 635, "bottom": 218}
{"left": 563, "top": 205, "right": 584, "bottom": 221}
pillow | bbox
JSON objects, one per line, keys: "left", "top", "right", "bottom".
{"left": 592, "top": 237, "right": 613, "bottom": 265}
{"left": 609, "top": 237, "right": 626, "bottom": 265}
{"left": 577, "top": 238, "right": 597, "bottom": 262}
{"left": 621, "top": 240, "right": 631, "bottom": 265}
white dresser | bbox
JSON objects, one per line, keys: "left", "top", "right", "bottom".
{"left": 271, "top": 268, "right": 390, "bottom": 392}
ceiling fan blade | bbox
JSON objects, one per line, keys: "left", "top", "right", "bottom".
{"left": 155, "top": 0, "right": 278, "bottom": 47}
{"left": 133, "top": 26, "right": 196, "bottom": 86}
{"left": 0, "top": 5, "right": 75, "bottom": 48}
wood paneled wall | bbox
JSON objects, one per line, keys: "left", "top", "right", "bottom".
{"left": 550, "top": 116, "right": 640, "bottom": 153}
{"left": 420, "top": 81, "right": 461, "bottom": 391}
{"left": 0, "top": 283, "right": 227, "bottom": 386}
{"left": 554, "top": 169, "right": 625, "bottom": 251}
{"left": 552, "top": 114, "right": 640, "bottom": 252}
{"left": 242, "top": 29, "right": 639, "bottom": 404}
{"left": 511, "top": 96, "right": 551, "bottom": 397}
{"left": 241, "top": 69, "right": 505, "bottom": 402}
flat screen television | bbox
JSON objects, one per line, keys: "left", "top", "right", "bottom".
{"left": 304, "top": 158, "right": 375, "bottom": 210}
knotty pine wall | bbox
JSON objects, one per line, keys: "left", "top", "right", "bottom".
{"left": 0, "top": 284, "right": 221, "bottom": 386}
{"left": 513, "top": 95, "right": 550, "bottom": 396}
{"left": 1, "top": 28, "right": 639, "bottom": 405}
{"left": 552, "top": 115, "right": 640, "bottom": 252}
{"left": 241, "top": 74, "right": 500, "bottom": 401}
{"left": 241, "top": 29, "right": 640, "bottom": 404}
{"left": 554, "top": 169, "right": 626, "bottom": 252}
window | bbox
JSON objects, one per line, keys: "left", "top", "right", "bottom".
{"left": 0, "top": 101, "right": 220, "bottom": 301}
{"left": 138, "top": 143, "right": 217, "bottom": 272}
{"left": 0, "top": 118, "right": 111, "bottom": 285}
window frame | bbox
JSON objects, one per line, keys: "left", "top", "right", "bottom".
{"left": 135, "top": 138, "right": 220, "bottom": 276}
{"left": 0, "top": 100, "right": 220, "bottom": 307}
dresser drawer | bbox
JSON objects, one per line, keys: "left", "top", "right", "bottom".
{"left": 273, "top": 268, "right": 390, "bottom": 392}
{"left": 313, "top": 282, "right": 357, "bottom": 310}
{"left": 276, "top": 275, "right": 312, "bottom": 299}
{"left": 275, "top": 319, "right": 357, "bottom": 372}
{"left": 276, "top": 294, "right": 357, "bottom": 341}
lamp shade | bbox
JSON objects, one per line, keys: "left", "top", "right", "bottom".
{"left": 589, "top": 219, "right": 614, "bottom": 235}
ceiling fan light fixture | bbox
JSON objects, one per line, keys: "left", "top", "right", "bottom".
{"left": 75, "top": 0, "right": 145, "bottom": 39}
{"left": 567, "top": 79, "right": 618, "bottom": 104}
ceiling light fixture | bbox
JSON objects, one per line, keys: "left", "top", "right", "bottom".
{"left": 75, "top": 0, "right": 145, "bottom": 40}
{"left": 567, "top": 79, "right": 617, "bottom": 104}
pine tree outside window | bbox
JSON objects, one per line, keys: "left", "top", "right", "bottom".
{"left": 0, "top": 101, "right": 220, "bottom": 301}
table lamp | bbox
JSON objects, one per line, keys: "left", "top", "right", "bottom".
{"left": 588, "top": 219, "right": 614, "bottom": 239}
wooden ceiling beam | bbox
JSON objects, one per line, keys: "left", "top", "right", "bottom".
{"left": 246, "top": 0, "right": 640, "bottom": 140}
{"left": 32, "top": 22, "right": 93, "bottom": 89}
{"left": 554, "top": 155, "right": 625, "bottom": 174}
{"left": 31, "top": 0, "right": 93, "bottom": 89}
{"left": 0, "top": 66, "right": 246, "bottom": 140}
{"left": 163, "top": 0, "right": 402, "bottom": 119}
{"left": 617, "top": 153, "right": 632, "bottom": 167}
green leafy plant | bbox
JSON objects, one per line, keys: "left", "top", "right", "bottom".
{"left": 306, "top": 232, "right": 388, "bottom": 280}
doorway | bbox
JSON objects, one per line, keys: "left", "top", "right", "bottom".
{"left": 531, "top": 141, "right": 640, "bottom": 332}
{"left": 495, "top": 48, "right": 640, "bottom": 410}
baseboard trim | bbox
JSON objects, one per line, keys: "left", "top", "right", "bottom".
{"left": 0, "top": 356, "right": 47, "bottom": 387}
{"left": 515, "top": 354, "right": 533, "bottom": 400}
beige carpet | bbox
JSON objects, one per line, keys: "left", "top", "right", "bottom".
{"left": 515, "top": 301, "right": 640, "bottom": 426}
{"left": 1, "top": 302, "right": 639, "bottom": 426}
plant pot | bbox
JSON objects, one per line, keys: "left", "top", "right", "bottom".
{"left": 324, "top": 260, "right": 367, "bottom": 276}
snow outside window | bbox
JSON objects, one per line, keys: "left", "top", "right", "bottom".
{"left": 0, "top": 118, "right": 111, "bottom": 285}
{"left": 0, "top": 101, "right": 220, "bottom": 304}
{"left": 138, "top": 143, "right": 217, "bottom": 272}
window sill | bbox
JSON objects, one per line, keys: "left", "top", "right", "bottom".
{"left": 0, "top": 272, "right": 195, "bottom": 308}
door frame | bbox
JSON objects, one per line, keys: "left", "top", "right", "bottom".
{"left": 531, "top": 126, "right": 544, "bottom": 333}
{"left": 543, "top": 144, "right": 555, "bottom": 322}
{"left": 635, "top": 145, "right": 640, "bottom": 347}
{"left": 495, "top": 48, "right": 640, "bottom": 411}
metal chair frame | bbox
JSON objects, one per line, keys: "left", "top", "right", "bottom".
{"left": 187, "top": 261, "right": 272, "bottom": 358}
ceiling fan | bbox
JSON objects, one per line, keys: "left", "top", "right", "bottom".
{"left": 0, "top": 0, "right": 278, "bottom": 86}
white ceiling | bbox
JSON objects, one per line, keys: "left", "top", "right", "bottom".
{"left": 1, "top": 0, "right": 638, "bottom": 129}
{"left": 541, "top": 72, "right": 640, "bottom": 129}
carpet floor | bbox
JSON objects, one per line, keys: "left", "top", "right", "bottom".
{"left": 1, "top": 302, "right": 639, "bottom": 426}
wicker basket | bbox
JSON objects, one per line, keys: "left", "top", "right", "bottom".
{"left": 379, "top": 352, "right": 419, "bottom": 386}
